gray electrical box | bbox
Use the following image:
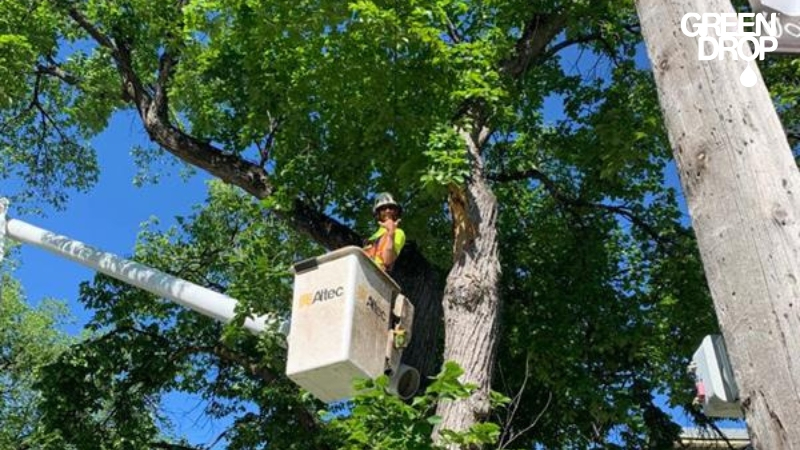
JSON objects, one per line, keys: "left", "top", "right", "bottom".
{"left": 690, "top": 335, "right": 743, "bottom": 418}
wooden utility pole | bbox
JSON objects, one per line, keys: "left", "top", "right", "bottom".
{"left": 636, "top": 0, "right": 800, "bottom": 448}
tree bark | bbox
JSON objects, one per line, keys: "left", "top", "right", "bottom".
{"left": 636, "top": 1, "right": 800, "bottom": 447}
{"left": 433, "top": 127, "right": 501, "bottom": 447}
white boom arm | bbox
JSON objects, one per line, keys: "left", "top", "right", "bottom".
{"left": 0, "top": 198, "right": 280, "bottom": 335}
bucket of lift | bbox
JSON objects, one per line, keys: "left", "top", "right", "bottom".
{"left": 286, "top": 246, "right": 417, "bottom": 403}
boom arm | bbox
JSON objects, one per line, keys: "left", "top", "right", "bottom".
{"left": 0, "top": 198, "right": 280, "bottom": 335}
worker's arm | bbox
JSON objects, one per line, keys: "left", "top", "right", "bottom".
{"left": 378, "top": 219, "right": 404, "bottom": 269}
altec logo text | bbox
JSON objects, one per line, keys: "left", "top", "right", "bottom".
{"left": 680, "top": 12, "right": 779, "bottom": 86}
{"left": 299, "top": 286, "right": 344, "bottom": 308}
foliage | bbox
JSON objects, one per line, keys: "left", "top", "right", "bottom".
{"left": 420, "top": 126, "right": 470, "bottom": 190}
{"left": 4, "top": 0, "right": 791, "bottom": 448}
{"left": 0, "top": 0, "right": 100, "bottom": 211}
{"left": 0, "top": 274, "right": 74, "bottom": 449}
{"left": 328, "top": 361, "right": 508, "bottom": 450}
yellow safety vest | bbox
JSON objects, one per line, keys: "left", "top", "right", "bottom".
{"left": 364, "top": 228, "right": 406, "bottom": 270}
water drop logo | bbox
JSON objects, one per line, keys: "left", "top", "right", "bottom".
{"left": 740, "top": 64, "right": 758, "bottom": 87}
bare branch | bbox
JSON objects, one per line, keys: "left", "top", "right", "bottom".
{"left": 444, "top": 14, "right": 462, "bottom": 44}
{"left": 22, "top": 71, "right": 77, "bottom": 146}
{"left": 500, "top": 392, "right": 552, "bottom": 449}
{"left": 36, "top": 60, "right": 81, "bottom": 86}
{"left": 489, "top": 168, "right": 671, "bottom": 248}
{"left": 542, "top": 32, "right": 604, "bottom": 60}
{"left": 258, "top": 117, "right": 282, "bottom": 168}
{"left": 542, "top": 21, "right": 641, "bottom": 61}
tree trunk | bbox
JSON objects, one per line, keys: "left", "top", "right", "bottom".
{"left": 637, "top": 1, "right": 800, "bottom": 447}
{"left": 392, "top": 243, "right": 445, "bottom": 381}
{"left": 433, "top": 127, "right": 502, "bottom": 446}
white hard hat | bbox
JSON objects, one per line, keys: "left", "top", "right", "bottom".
{"left": 373, "top": 192, "right": 402, "bottom": 215}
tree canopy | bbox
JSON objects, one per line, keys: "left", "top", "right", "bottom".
{"left": 4, "top": 0, "right": 796, "bottom": 448}
{"left": 0, "top": 274, "right": 74, "bottom": 449}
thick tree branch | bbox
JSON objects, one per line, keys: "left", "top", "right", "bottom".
{"left": 287, "top": 199, "right": 363, "bottom": 249}
{"left": 500, "top": 13, "right": 568, "bottom": 79}
{"left": 154, "top": 50, "right": 177, "bottom": 117}
{"left": 62, "top": 4, "right": 117, "bottom": 54}
{"left": 149, "top": 442, "right": 200, "bottom": 450}
{"left": 211, "top": 344, "right": 278, "bottom": 384}
{"left": 153, "top": 1, "right": 189, "bottom": 117}
{"left": 62, "top": 0, "right": 362, "bottom": 252}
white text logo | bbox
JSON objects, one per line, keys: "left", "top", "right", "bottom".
{"left": 680, "top": 12, "right": 779, "bottom": 86}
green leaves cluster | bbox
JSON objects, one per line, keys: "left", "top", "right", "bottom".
{"left": 328, "top": 361, "right": 507, "bottom": 450}
{"left": 0, "top": 0, "right": 101, "bottom": 210}
{"left": 420, "top": 126, "right": 470, "bottom": 188}
{"left": 0, "top": 274, "right": 74, "bottom": 449}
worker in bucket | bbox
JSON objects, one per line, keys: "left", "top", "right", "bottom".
{"left": 364, "top": 192, "right": 406, "bottom": 272}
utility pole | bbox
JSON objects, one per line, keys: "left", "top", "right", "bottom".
{"left": 636, "top": 0, "right": 800, "bottom": 447}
